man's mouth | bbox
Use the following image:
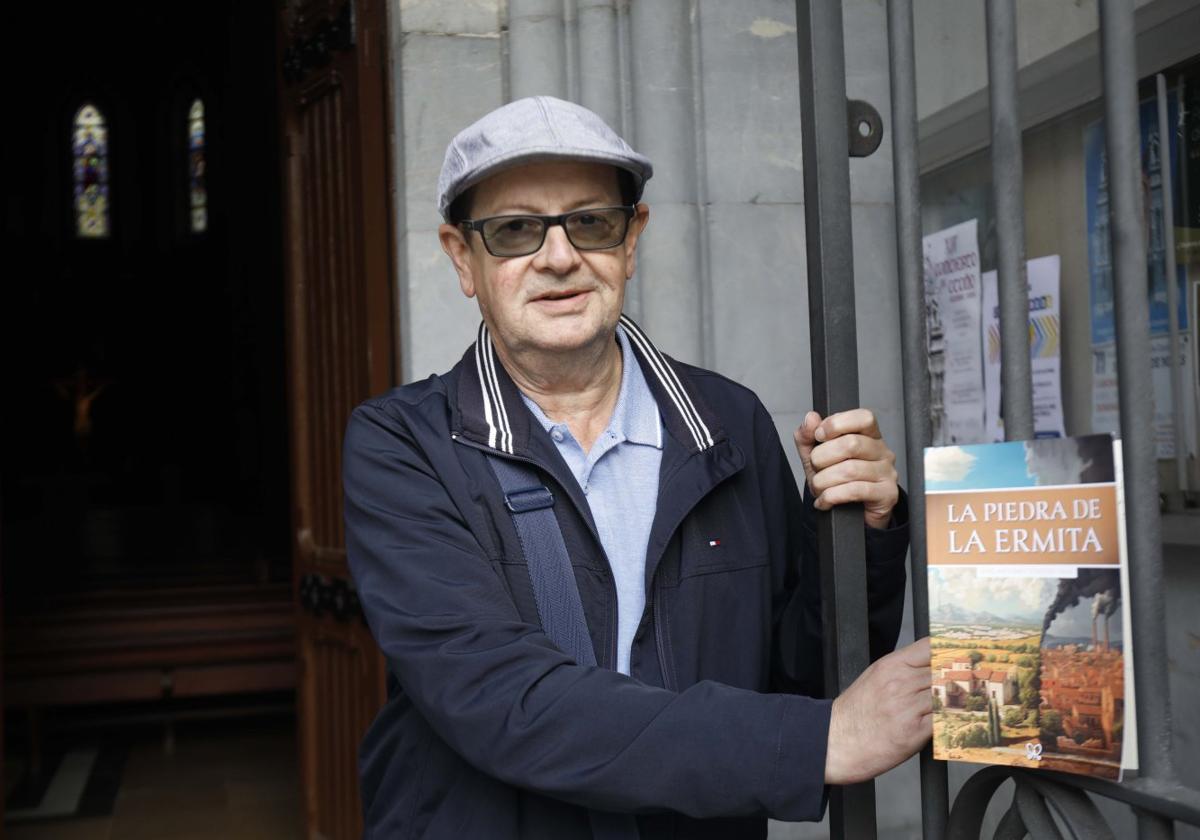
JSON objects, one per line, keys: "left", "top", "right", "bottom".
{"left": 533, "top": 289, "right": 590, "bottom": 302}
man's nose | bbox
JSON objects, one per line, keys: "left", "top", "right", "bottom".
{"left": 534, "top": 224, "right": 581, "bottom": 274}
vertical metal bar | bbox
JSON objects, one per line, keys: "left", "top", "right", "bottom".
{"left": 1098, "top": 1, "right": 1176, "bottom": 838}
{"left": 887, "top": 2, "right": 948, "bottom": 838}
{"left": 985, "top": 0, "right": 1035, "bottom": 440}
{"left": 1157, "top": 72, "right": 1189, "bottom": 502}
{"left": 794, "top": 1, "right": 877, "bottom": 837}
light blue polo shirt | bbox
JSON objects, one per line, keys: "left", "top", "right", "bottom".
{"left": 519, "top": 325, "right": 664, "bottom": 675}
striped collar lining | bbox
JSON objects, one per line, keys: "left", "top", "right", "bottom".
{"left": 618, "top": 315, "right": 714, "bottom": 451}
{"left": 470, "top": 316, "right": 716, "bottom": 455}
{"left": 474, "top": 321, "right": 515, "bottom": 454}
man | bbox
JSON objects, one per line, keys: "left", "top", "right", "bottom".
{"left": 344, "top": 96, "right": 931, "bottom": 839}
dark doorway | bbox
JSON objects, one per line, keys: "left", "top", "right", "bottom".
{"left": 1, "top": 0, "right": 295, "bottom": 827}
{"left": 2, "top": 3, "right": 289, "bottom": 594}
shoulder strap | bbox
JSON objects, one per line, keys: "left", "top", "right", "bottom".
{"left": 487, "top": 455, "right": 596, "bottom": 666}
{"left": 486, "top": 454, "right": 640, "bottom": 840}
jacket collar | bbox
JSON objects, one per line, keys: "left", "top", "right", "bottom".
{"left": 453, "top": 314, "right": 724, "bottom": 457}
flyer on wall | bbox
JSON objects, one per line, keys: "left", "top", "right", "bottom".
{"left": 981, "top": 255, "right": 1066, "bottom": 442}
{"left": 924, "top": 219, "right": 985, "bottom": 446}
{"left": 925, "top": 434, "right": 1138, "bottom": 780}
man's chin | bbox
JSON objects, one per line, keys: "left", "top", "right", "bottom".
{"left": 522, "top": 315, "right": 615, "bottom": 354}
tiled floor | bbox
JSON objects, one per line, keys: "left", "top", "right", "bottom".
{"left": 7, "top": 718, "right": 302, "bottom": 840}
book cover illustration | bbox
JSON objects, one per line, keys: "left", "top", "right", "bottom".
{"left": 925, "top": 434, "right": 1134, "bottom": 780}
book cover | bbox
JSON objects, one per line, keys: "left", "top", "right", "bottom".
{"left": 925, "top": 434, "right": 1136, "bottom": 780}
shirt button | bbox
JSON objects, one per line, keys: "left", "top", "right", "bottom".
{"left": 551, "top": 429, "right": 564, "bottom": 442}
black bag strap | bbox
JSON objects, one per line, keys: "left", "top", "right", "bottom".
{"left": 487, "top": 454, "right": 640, "bottom": 840}
{"left": 489, "top": 455, "right": 597, "bottom": 666}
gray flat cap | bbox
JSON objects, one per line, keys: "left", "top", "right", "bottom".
{"left": 437, "top": 96, "right": 653, "bottom": 221}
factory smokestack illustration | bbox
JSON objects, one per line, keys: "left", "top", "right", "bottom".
{"left": 1042, "top": 568, "right": 1121, "bottom": 639}
{"left": 1092, "top": 589, "right": 1118, "bottom": 650}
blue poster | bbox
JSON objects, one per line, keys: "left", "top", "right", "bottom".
{"left": 1085, "top": 93, "right": 1187, "bottom": 346}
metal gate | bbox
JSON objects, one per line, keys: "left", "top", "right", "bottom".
{"left": 793, "top": 0, "right": 1200, "bottom": 836}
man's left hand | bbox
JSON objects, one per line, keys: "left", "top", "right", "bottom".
{"left": 793, "top": 409, "right": 899, "bottom": 530}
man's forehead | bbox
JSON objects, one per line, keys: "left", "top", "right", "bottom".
{"left": 469, "top": 161, "right": 624, "bottom": 214}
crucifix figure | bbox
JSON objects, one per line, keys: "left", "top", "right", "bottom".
{"left": 54, "top": 366, "right": 111, "bottom": 449}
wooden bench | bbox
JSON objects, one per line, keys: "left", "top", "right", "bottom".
{"left": 4, "top": 582, "right": 296, "bottom": 710}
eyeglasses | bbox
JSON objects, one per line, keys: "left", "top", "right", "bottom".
{"left": 458, "top": 205, "right": 636, "bottom": 258}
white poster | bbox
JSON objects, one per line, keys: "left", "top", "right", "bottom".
{"left": 1091, "top": 335, "right": 1197, "bottom": 458}
{"left": 924, "top": 219, "right": 985, "bottom": 445}
{"left": 981, "top": 255, "right": 1066, "bottom": 441}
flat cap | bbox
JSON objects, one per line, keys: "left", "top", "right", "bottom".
{"left": 437, "top": 96, "right": 653, "bottom": 221}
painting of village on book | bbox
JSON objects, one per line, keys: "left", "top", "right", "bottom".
{"left": 925, "top": 434, "right": 1137, "bottom": 780}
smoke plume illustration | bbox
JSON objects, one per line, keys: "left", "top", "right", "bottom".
{"left": 1041, "top": 568, "right": 1121, "bottom": 638}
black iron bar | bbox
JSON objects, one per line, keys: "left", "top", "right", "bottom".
{"left": 886, "top": 1, "right": 948, "bottom": 838}
{"left": 1098, "top": 0, "right": 1176, "bottom": 838}
{"left": 985, "top": 0, "right": 1035, "bottom": 439}
{"left": 1048, "top": 772, "right": 1200, "bottom": 827}
{"left": 794, "top": 0, "right": 877, "bottom": 837}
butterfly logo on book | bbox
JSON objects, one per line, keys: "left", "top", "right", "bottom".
{"left": 1024, "top": 742, "right": 1043, "bottom": 761}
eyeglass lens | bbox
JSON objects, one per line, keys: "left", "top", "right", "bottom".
{"left": 481, "top": 208, "right": 630, "bottom": 256}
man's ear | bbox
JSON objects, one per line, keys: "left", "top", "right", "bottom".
{"left": 439, "top": 223, "right": 477, "bottom": 298}
{"left": 623, "top": 203, "right": 650, "bottom": 280}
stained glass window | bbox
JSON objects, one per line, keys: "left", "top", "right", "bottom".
{"left": 189, "top": 99, "right": 207, "bottom": 233}
{"left": 73, "top": 104, "right": 109, "bottom": 238}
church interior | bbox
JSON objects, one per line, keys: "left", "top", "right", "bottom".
{"left": 2, "top": 2, "right": 312, "bottom": 836}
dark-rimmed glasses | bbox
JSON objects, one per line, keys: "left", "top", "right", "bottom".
{"left": 458, "top": 205, "right": 636, "bottom": 258}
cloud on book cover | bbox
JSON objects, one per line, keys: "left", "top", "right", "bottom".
{"left": 925, "top": 446, "right": 978, "bottom": 483}
{"left": 931, "top": 566, "right": 1054, "bottom": 619}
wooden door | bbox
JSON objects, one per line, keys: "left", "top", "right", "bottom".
{"left": 277, "top": 1, "right": 394, "bottom": 837}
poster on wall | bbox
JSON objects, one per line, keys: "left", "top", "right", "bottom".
{"left": 925, "top": 219, "right": 985, "bottom": 445}
{"left": 1084, "top": 92, "right": 1188, "bottom": 347}
{"left": 925, "top": 435, "right": 1137, "bottom": 780}
{"left": 1090, "top": 336, "right": 1197, "bottom": 459}
{"left": 1179, "top": 65, "right": 1200, "bottom": 265}
{"left": 982, "top": 256, "right": 1066, "bottom": 442}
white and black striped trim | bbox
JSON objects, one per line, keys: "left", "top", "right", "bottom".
{"left": 474, "top": 322, "right": 514, "bottom": 454}
{"left": 619, "top": 315, "right": 715, "bottom": 451}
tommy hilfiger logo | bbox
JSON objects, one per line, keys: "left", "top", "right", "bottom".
{"left": 708, "top": 539, "right": 721, "bottom": 547}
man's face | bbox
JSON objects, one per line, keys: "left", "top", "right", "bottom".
{"left": 439, "top": 161, "right": 649, "bottom": 357}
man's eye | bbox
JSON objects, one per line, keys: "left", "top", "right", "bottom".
{"left": 576, "top": 214, "right": 600, "bottom": 226}
{"left": 503, "top": 219, "right": 536, "bottom": 233}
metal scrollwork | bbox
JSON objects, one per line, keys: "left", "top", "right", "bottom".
{"left": 299, "top": 573, "right": 365, "bottom": 624}
{"left": 947, "top": 764, "right": 1200, "bottom": 839}
{"left": 950, "top": 767, "right": 1114, "bottom": 839}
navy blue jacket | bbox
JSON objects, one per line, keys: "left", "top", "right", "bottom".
{"left": 343, "top": 317, "right": 909, "bottom": 839}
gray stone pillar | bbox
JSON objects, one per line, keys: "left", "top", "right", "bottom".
{"left": 628, "top": 0, "right": 707, "bottom": 365}
{"left": 507, "top": 0, "right": 567, "bottom": 99}
{"left": 388, "top": 0, "right": 506, "bottom": 382}
{"left": 576, "top": 0, "right": 621, "bottom": 128}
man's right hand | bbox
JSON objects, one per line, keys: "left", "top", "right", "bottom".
{"left": 823, "top": 637, "right": 932, "bottom": 785}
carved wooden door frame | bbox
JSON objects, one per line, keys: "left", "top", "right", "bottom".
{"left": 277, "top": 1, "right": 394, "bottom": 837}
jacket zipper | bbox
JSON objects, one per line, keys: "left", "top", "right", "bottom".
{"left": 652, "top": 578, "right": 674, "bottom": 692}
{"left": 451, "top": 433, "right": 622, "bottom": 670}
{"left": 640, "top": 464, "right": 734, "bottom": 694}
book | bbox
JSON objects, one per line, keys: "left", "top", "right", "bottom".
{"left": 924, "top": 434, "right": 1137, "bottom": 780}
